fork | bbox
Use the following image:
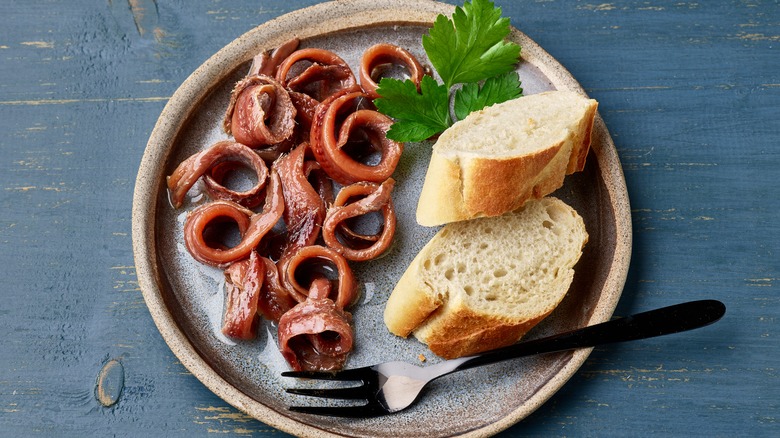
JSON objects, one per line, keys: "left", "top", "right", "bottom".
{"left": 282, "top": 299, "right": 726, "bottom": 417}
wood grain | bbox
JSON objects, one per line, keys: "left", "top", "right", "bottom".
{"left": 0, "top": 0, "right": 777, "bottom": 436}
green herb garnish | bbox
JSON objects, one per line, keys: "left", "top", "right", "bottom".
{"left": 375, "top": 0, "right": 523, "bottom": 142}
{"left": 376, "top": 75, "right": 451, "bottom": 143}
{"left": 453, "top": 71, "right": 523, "bottom": 121}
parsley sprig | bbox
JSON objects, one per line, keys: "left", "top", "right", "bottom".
{"left": 375, "top": 0, "right": 522, "bottom": 142}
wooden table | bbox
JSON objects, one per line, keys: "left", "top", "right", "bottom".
{"left": 1, "top": 0, "right": 777, "bottom": 436}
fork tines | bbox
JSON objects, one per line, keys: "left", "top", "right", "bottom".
{"left": 281, "top": 368, "right": 371, "bottom": 380}
{"left": 282, "top": 368, "right": 387, "bottom": 417}
{"left": 286, "top": 384, "right": 366, "bottom": 400}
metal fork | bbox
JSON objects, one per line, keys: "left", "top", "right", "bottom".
{"left": 282, "top": 299, "right": 726, "bottom": 417}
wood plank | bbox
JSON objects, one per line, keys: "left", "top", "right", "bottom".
{"left": 0, "top": 0, "right": 777, "bottom": 436}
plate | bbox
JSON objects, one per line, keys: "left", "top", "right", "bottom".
{"left": 131, "top": 1, "right": 632, "bottom": 436}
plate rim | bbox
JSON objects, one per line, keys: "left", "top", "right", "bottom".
{"left": 131, "top": 1, "right": 632, "bottom": 436}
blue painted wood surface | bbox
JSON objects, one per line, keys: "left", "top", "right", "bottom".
{"left": 0, "top": 0, "right": 777, "bottom": 436}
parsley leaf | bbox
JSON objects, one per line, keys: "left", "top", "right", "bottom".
{"left": 453, "top": 71, "right": 523, "bottom": 121}
{"left": 423, "top": 0, "right": 520, "bottom": 89}
{"left": 374, "top": 0, "right": 523, "bottom": 142}
{"left": 375, "top": 76, "right": 451, "bottom": 142}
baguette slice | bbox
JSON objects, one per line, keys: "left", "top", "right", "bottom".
{"left": 384, "top": 197, "right": 588, "bottom": 359}
{"left": 416, "top": 90, "right": 598, "bottom": 227}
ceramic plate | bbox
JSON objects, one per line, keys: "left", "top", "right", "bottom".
{"left": 132, "top": 1, "right": 632, "bottom": 436}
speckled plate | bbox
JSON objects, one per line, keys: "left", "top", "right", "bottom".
{"left": 132, "top": 1, "right": 631, "bottom": 436}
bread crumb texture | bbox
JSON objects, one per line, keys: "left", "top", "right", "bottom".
{"left": 386, "top": 197, "right": 588, "bottom": 358}
{"left": 436, "top": 91, "right": 595, "bottom": 157}
{"left": 418, "top": 198, "right": 586, "bottom": 319}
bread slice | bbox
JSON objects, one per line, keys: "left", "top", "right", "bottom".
{"left": 416, "top": 90, "right": 598, "bottom": 227}
{"left": 384, "top": 197, "right": 588, "bottom": 359}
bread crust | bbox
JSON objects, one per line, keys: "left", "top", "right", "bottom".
{"left": 387, "top": 197, "right": 588, "bottom": 359}
{"left": 415, "top": 92, "right": 598, "bottom": 227}
{"left": 463, "top": 140, "right": 566, "bottom": 217}
{"left": 418, "top": 308, "right": 551, "bottom": 359}
{"left": 415, "top": 150, "right": 467, "bottom": 227}
{"left": 383, "top": 247, "right": 443, "bottom": 337}
{"left": 567, "top": 101, "right": 599, "bottom": 173}
{"left": 412, "top": 279, "right": 571, "bottom": 359}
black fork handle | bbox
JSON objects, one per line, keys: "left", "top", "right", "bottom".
{"left": 454, "top": 299, "right": 726, "bottom": 372}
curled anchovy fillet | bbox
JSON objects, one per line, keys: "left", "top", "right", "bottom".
{"left": 224, "top": 75, "right": 297, "bottom": 148}
{"left": 248, "top": 38, "right": 300, "bottom": 77}
{"left": 183, "top": 170, "right": 284, "bottom": 268}
{"left": 167, "top": 40, "right": 416, "bottom": 373}
{"left": 359, "top": 43, "right": 425, "bottom": 99}
{"left": 167, "top": 140, "right": 269, "bottom": 209}
{"left": 274, "top": 143, "right": 327, "bottom": 258}
{"left": 275, "top": 48, "right": 357, "bottom": 102}
{"left": 323, "top": 178, "right": 396, "bottom": 261}
{"left": 252, "top": 91, "right": 319, "bottom": 161}
{"left": 302, "top": 159, "right": 334, "bottom": 207}
{"left": 288, "top": 91, "right": 319, "bottom": 136}
{"left": 310, "top": 88, "right": 403, "bottom": 185}
{"left": 256, "top": 256, "right": 296, "bottom": 323}
{"left": 281, "top": 245, "right": 357, "bottom": 310}
{"left": 221, "top": 251, "right": 264, "bottom": 340}
{"left": 277, "top": 291, "right": 354, "bottom": 372}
